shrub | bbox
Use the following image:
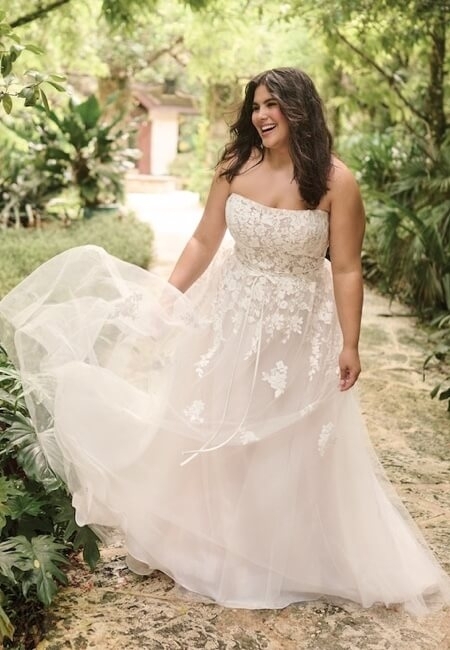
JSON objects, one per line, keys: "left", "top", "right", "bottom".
{"left": 0, "top": 346, "right": 101, "bottom": 647}
{"left": 0, "top": 212, "right": 154, "bottom": 298}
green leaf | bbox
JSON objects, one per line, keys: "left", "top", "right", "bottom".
{"left": 0, "top": 599, "right": 14, "bottom": 642}
{"left": 0, "top": 477, "right": 22, "bottom": 532}
{"left": 9, "top": 492, "right": 45, "bottom": 520}
{"left": 438, "top": 387, "right": 450, "bottom": 401}
{"left": 8, "top": 46, "right": 23, "bottom": 65}
{"left": 0, "top": 54, "right": 11, "bottom": 77}
{"left": 2, "top": 94, "right": 12, "bottom": 114}
{"left": 24, "top": 43, "right": 45, "bottom": 55}
{"left": 76, "top": 95, "right": 101, "bottom": 129}
{"left": 39, "top": 88, "right": 50, "bottom": 112}
{"left": 24, "top": 69, "right": 44, "bottom": 82}
{"left": 46, "top": 81, "right": 66, "bottom": 93}
{"left": 430, "top": 383, "right": 441, "bottom": 399}
{"left": 0, "top": 24, "right": 13, "bottom": 38}
{"left": 17, "top": 85, "right": 34, "bottom": 102}
{"left": 73, "top": 527, "right": 100, "bottom": 570}
{"left": 54, "top": 498, "right": 100, "bottom": 570}
{"left": 13, "top": 535, "right": 69, "bottom": 605}
{"left": 2, "top": 417, "right": 62, "bottom": 491}
{"left": 0, "top": 537, "right": 30, "bottom": 580}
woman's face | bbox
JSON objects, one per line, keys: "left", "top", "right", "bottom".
{"left": 251, "top": 84, "right": 289, "bottom": 150}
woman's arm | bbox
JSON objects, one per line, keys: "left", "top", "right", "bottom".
{"left": 168, "top": 168, "right": 230, "bottom": 293}
{"left": 328, "top": 163, "right": 366, "bottom": 391}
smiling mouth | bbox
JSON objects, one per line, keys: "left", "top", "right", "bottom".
{"left": 261, "top": 124, "right": 276, "bottom": 135}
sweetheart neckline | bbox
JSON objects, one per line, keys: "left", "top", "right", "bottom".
{"left": 227, "top": 193, "right": 329, "bottom": 216}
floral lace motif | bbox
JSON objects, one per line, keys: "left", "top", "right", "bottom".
{"left": 238, "top": 428, "right": 259, "bottom": 445}
{"left": 262, "top": 361, "right": 288, "bottom": 398}
{"left": 187, "top": 194, "right": 341, "bottom": 412}
{"left": 318, "top": 422, "right": 335, "bottom": 456}
{"left": 111, "top": 292, "right": 142, "bottom": 319}
{"left": 183, "top": 400, "right": 205, "bottom": 424}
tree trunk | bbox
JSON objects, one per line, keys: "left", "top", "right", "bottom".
{"left": 427, "top": 10, "right": 447, "bottom": 149}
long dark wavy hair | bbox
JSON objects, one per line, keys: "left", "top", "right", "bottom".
{"left": 218, "top": 67, "right": 333, "bottom": 208}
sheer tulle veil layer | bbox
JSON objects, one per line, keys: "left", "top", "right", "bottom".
{"left": 0, "top": 194, "right": 449, "bottom": 616}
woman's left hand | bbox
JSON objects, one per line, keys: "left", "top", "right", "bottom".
{"left": 338, "top": 347, "right": 361, "bottom": 391}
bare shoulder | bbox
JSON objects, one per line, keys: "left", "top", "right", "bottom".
{"left": 328, "top": 156, "right": 364, "bottom": 216}
{"left": 329, "top": 157, "right": 360, "bottom": 196}
{"left": 204, "top": 161, "right": 232, "bottom": 207}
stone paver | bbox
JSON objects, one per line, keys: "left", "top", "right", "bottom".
{"left": 36, "top": 192, "right": 450, "bottom": 650}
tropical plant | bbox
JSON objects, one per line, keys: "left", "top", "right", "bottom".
{"left": 347, "top": 128, "right": 450, "bottom": 318}
{"left": 0, "top": 94, "right": 139, "bottom": 225}
{"left": 423, "top": 313, "right": 450, "bottom": 412}
{"left": 0, "top": 117, "right": 69, "bottom": 228}
{"left": 43, "top": 95, "right": 139, "bottom": 213}
{"left": 0, "top": 345, "right": 101, "bottom": 646}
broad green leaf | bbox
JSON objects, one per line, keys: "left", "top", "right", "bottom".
{"left": 77, "top": 528, "right": 100, "bottom": 570}
{"left": 12, "top": 535, "right": 69, "bottom": 605}
{"left": 0, "top": 600, "right": 14, "bottom": 642}
{"left": 0, "top": 537, "right": 31, "bottom": 579}
{"left": 54, "top": 498, "right": 100, "bottom": 569}
{"left": 9, "top": 492, "right": 45, "bottom": 520}
{"left": 75, "top": 95, "right": 101, "bottom": 129}
{"left": 0, "top": 477, "right": 22, "bottom": 531}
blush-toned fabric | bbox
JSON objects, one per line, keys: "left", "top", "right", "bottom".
{"left": 1, "top": 193, "right": 449, "bottom": 615}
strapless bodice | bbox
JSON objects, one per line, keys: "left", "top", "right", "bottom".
{"left": 225, "top": 193, "right": 329, "bottom": 276}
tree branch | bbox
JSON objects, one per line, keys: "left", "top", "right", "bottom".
{"left": 10, "top": 0, "right": 72, "bottom": 29}
{"left": 335, "top": 29, "right": 429, "bottom": 123}
{"left": 145, "top": 35, "right": 184, "bottom": 67}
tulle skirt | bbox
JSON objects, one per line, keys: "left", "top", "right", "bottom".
{"left": 0, "top": 244, "right": 449, "bottom": 616}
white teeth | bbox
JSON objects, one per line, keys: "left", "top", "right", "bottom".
{"left": 261, "top": 124, "right": 276, "bottom": 132}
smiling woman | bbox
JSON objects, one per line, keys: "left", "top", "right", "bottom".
{"left": 0, "top": 67, "right": 449, "bottom": 618}
{"left": 251, "top": 87, "right": 290, "bottom": 148}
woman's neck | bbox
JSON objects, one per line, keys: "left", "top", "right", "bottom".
{"left": 263, "top": 146, "right": 292, "bottom": 171}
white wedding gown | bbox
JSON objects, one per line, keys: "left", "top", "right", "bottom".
{"left": 0, "top": 193, "right": 449, "bottom": 615}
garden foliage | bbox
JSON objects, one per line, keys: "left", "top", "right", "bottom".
{"left": 0, "top": 10, "right": 65, "bottom": 114}
{"left": 0, "top": 213, "right": 153, "bottom": 644}
{"left": 0, "top": 95, "right": 139, "bottom": 227}
{"left": 0, "top": 212, "right": 154, "bottom": 298}
{"left": 0, "top": 345, "right": 101, "bottom": 645}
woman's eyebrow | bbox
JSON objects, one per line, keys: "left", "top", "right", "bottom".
{"left": 252, "top": 97, "right": 276, "bottom": 107}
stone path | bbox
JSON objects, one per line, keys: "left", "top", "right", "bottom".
{"left": 36, "top": 193, "right": 449, "bottom": 650}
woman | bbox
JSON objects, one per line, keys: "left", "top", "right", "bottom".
{"left": 0, "top": 67, "right": 449, "bottom": 616}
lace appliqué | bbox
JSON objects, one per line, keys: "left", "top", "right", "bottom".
{"left": 187, "top": 194, "right": 340, "bottom": 393}
{"left": 262, "top": 361, "right": 288, "bottom": 398}
{"left": 238, "top": 428, "right": 258, "bottom": 445}
{"left": 111, "top": 292, "right": 142, "bottom": 319}
{"left": 318, "top": 422, "right": 335, "bottom": 456}
{"left": 183, "top": 400, "right": 205, "bottom": 424}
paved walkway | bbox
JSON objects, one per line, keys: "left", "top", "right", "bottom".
{"left": 37, "top": 192, "right": 450, "bottom": 650}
